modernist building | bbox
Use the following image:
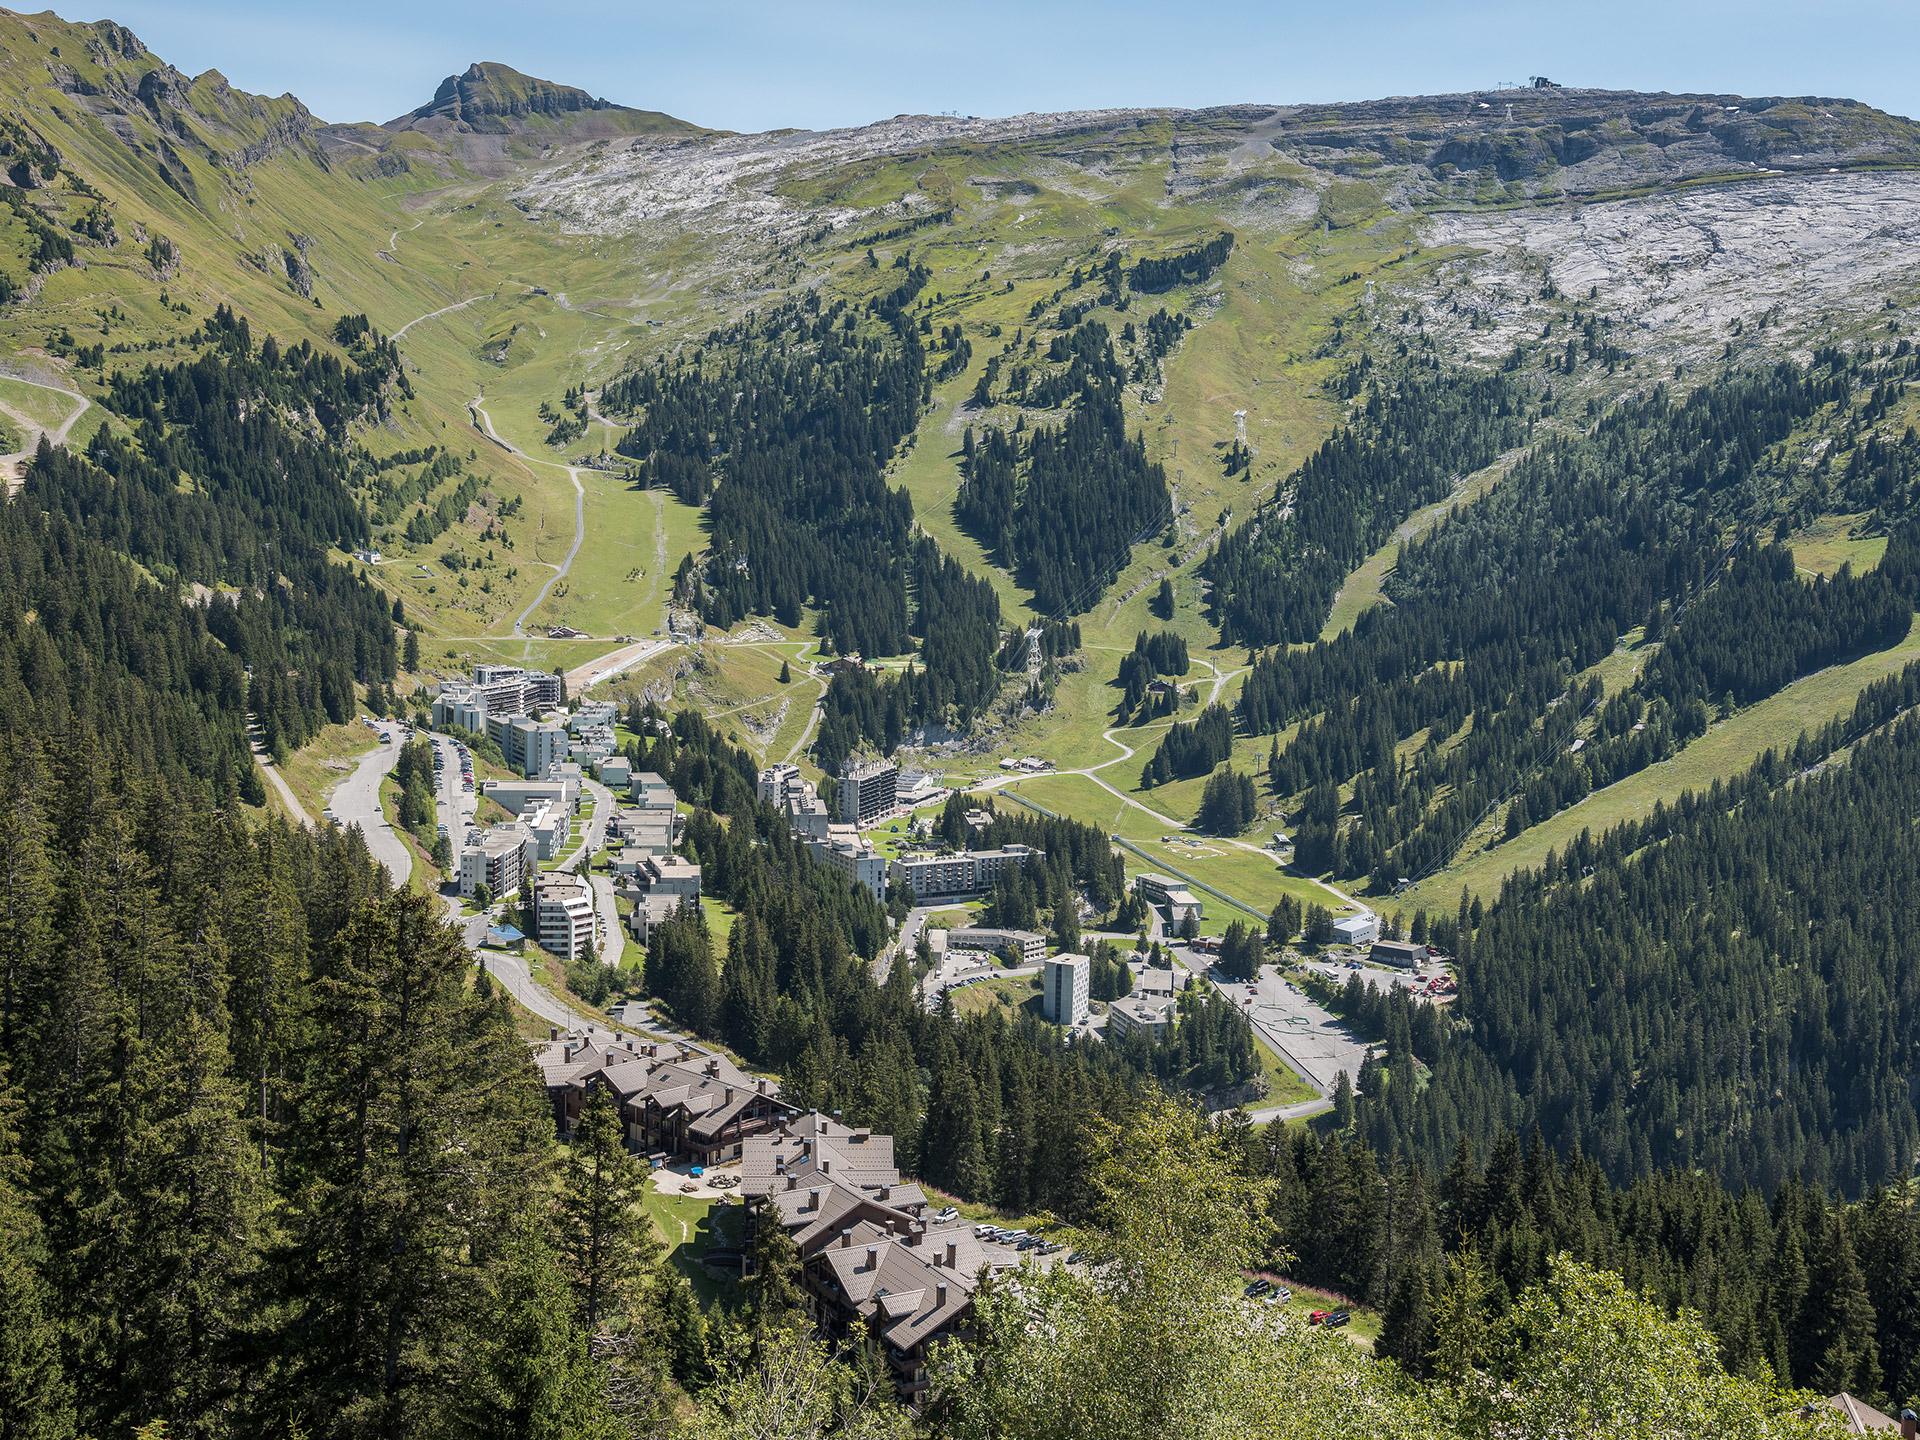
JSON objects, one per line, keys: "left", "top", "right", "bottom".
{"left": 946, "top": 927, "right": 1046, "bottom": 965}
{"left": 889, "top": 844, "right": 1042, "bottom": 902}
{"left": 535, "top": 873, "right": 599, "bottom": 961}
{"left": 457, "top": 824, "right": 535, "bottom": 899}
{"left": 1107, "top": 993, "right": 1176, "bottom": 1040}
{"left": 838, "top": 758, "right": 899, "bottom": 826}
{"left": 1332, "top": 913, "right": 1380, "bottom": 947}
{"left": 1043, "top": 953, "right": 1090, "bottom": 1026}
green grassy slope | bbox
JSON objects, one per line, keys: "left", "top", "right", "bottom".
{"left": 9, "top": 8, "right": 1920, "bottom": 916}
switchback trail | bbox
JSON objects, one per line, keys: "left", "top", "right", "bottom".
{"left": 468, "top": 395, "right": 588, "bottom": 637}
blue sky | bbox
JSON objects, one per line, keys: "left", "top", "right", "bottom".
{"left": 57, "top": 1, "right": 1920, "bottom": 132}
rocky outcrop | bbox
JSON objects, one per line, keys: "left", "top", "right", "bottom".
{"left": 398, "top": 62, "right": 622, "bottom": 130}
{"left": 283, "top": 234, "right": 313, "bottom": 298}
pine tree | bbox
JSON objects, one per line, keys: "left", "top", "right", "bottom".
{"left": 0, "top": 1066, "right": 75, "bottom": 1440}
{"left": 1332, "top": 1070, "right": 1355, "bottom": 1130}
{"left": 402, "top": 629, "right": 420, "bottom": 672}
{"left": 778, "top": 659, "right": 791, "bottom": 684}
{"left": 1380, "top": 1265, "right": 1435, "bottom": 1377}
{"left": 1807, "top": 1211, "right": 1883, "bottom": 1396}
{"left": 117, "top": 1006, "right": 264, "bottom": 1437}
{"left": 559, "top": 1087, "right": 660, "bottom": 1337}
{"left": 741, "top": 1197, "right": 805, "bottom": 1335}
{"left": 1427, "top": 1242, "right": 1495, "bottom": 1386}
{"left": 269, "top": 889, "right": 553, "bottom": 1437}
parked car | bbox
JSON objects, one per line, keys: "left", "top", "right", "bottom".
{"left": 1263, "top": 1289, "right": 1284, "bottom": 1305}
{"left": 933, "top": 1206, "right": 959, "bottom": 1223}
{"left": 1016, "top": 1236, "right": 1041, "bottom": 1251}
{"left": 1326, "top": 1310, "right": 1352, "bottom": 1328}
{"left": 1271, "top": 1286, "right": 1291, "bottom": 1303}
{"left": 1308, "top": 1310, "right": 1330, "bottom": 1326}
{"left": 1244, "top": 1279, "right": 1270, "bottom": 1297}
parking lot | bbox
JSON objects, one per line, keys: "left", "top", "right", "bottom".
{"left": 1216, "top": 964, "right": 1374, "bottom": 1094}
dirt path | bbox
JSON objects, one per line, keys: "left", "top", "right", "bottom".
{"left": 469, "top": 395, "right": 588, "bottom": 637}
{"left": 0, "top": 374, "right": 91, "bottom": 495}
{"left": 980, "top": 705, "right": 1368, "bottom": 921}
{"left": 394, "top": 291, "right": 486, "bottom": 340}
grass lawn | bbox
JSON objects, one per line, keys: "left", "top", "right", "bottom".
{"left": 0, "top": 375, "right": 87, "bottom": 431}
{"left": 998, "top": 773, "right": 1347, "bottom": 933}
{"left": 952, "top": 972, "right": 1043, "bottom": 1019}
{"left": 1248, "top": 1034, "right": 1320, "bottom": 1111}
{"left": 1319, "top": 446, "right": 1522, "bottom": 640}
{"left": 1790, "top": 512, "right": 1886, "bottom": 578}
{"left": 698, "top": 895, "right": 737, "bottom": 949}
{"left": 643, "top": 1186, "right": 740, "bottom": 1309}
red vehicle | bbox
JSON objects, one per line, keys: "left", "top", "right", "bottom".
{"left": 1308, "top": 1309, "right": 1330, "bottom": 1326}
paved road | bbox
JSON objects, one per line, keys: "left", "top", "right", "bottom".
{"left": 563, "top": 776, "right": 625, "bottom": 970}
{"left": 877, "top": 905, "right": 939, "bottom": 982}
{"left": 974, "top": 714, "right": 1370, "bottom": 927}
{"left": 326, "top": 721, "right": 414, "bottom": 886}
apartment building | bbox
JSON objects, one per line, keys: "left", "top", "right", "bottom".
{"left": 535, "top": 873, "right": 599, "bottom": 961}
{"left": 740, "top": 1113, "right": 980, "bottom": 1405}
{"left": 838, "top": 758, "right": 899, "bottom": 826}
{"left": 889, "top": 844, "right": 1042, "bottom": 902}
{"left": 537, "top": 1031, "right": 793, "bottom": 1164}
{"left": 808, "top": 826, "right": 888, "bottom": 902}
{"left": 486, "top": 713, "right": 569, "bottom": 778}
{"left": 1043, "top": 953, "right": 1090, "bottom": 1026}
{"left": 947, "top": 927, "right": 1047, "bottom": 965}
{"left": 457, "top": 824, "right": 535, "bottom": 899}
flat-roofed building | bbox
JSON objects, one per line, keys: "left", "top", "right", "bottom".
{"left": 638, "top": 853, "right": 702, "bottom": 901}
{"left": 890, "top": 844, "right": 1041, "bottom": 902}
{"left": 1043, "top": 953, "right": 1090, "bottom": 1026}
{"left": 458, "top": 824, "right": 535, "bottom": 899}
{"left": 1107, "top": 993, "right": 1176, "bottom": 1040}
{"left": 483, "top": 778, "right": 579, "bottom": 816}
{"left": 535, "top": 873, "right": 599, "bottom": 961}
{"left": 947, "top": 927, "right": 1046, "bottom": 965}
{"left": 1371, "top": 938, "right": 1425, "bottom": 969}
{"left": 431, "top": 683, "right": 489, "bottom": 734}
{"left": 600, "top": 755, "right": 632, "bottom": 791}
{"left": 610, "top": 804, "right": 673, "bottom": 858}
{"left": 632, "top": 770, "right": 675, "bottom": 809}
{"left": 838, "top": 758, "right": 898, "bottom": 826}
{"left": 1332, "top": 914, "right": 1380, "bottom": 947}
{"left": 806, "top": 825, "right": 888, "bottom": 902}
{"left": 1133, "top": 872, "right": 1202, "bottom": 928}
{"left": 487, "top": 714, "right": 569, "bottom": 778}
{"left": 758, "top": 763, "right": 804, "bottom": 807}
{"left": 628, "top": 892, "right": 688, "bottom": 945}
